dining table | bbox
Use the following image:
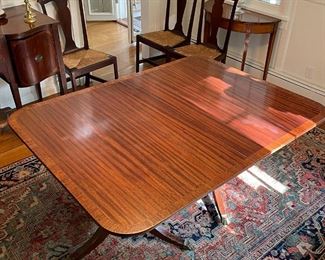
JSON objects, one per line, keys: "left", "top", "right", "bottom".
{"left": 9, "top": 57, "right": 325, "bottom": 258}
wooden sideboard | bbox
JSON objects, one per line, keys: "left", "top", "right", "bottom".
{"left": 0, "top": 5, "right": 67, "bottom": 108}
{"left": 204, "top": 0, "right": 281, "bottom": 80}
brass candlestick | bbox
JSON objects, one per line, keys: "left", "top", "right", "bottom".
{"left": 24, "top": 0, "right": 36, "bottom": 24}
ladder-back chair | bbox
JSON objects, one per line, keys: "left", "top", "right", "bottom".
{"left": 171, "top": 0, "right": 239, "bottom": 63}
{"left": 38, "top": 0, "right": 118, "bottom": 91}
{"left": 136, "top": 0, "right": 199, "bottom": 72}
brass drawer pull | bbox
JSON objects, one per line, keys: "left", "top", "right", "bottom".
{"left": 34, "top": 54, "right": 44, "bottom": 62}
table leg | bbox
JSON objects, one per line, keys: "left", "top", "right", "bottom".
{"left": 151, "top": 227, "right": 191, "bottom": 250}
{"left": 202, "top": 193, "right": 227, "bottom": 225}
{"left": 201, "top": 194, "right": 220, "bottom": 222}
{"left": 69, "top": 226, "right": 109, "bottom": 260}
{"left": 69, "top": 224, "right": 191, "bottom": 259}
{"left": 241, "top": 31, "right": 251, "bottom": 71}
{"left": 213, "top": 189, "right": 228, "bottom": 225}
{"left": 263, "top": 22, "right": 279, "bottom": 80}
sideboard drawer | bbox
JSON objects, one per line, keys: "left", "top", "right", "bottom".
{"left": 9, "top": 30, "right": 58, "bottom": 87}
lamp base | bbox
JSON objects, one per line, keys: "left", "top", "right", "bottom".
{"left": 24, "top": 10, "right": 36, "bottom": 24}
{"left": 24, "top": 16, "right": 36, "bottom": 24}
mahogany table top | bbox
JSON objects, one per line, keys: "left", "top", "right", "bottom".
{"left": 9, "top": 57, "right": 325, "bottom": 235}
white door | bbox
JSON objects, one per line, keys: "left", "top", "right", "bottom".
{"left": 127, "top": 0, "right": 142, "bottom": 43}
{"left": 85, "top": 0, "right": 117, "bottom": 21}
{"left": 127, "top": 0, "right": 133, "bottom": 43}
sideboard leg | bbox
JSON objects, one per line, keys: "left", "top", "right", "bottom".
{"left": 9, "top": 82, "right": 22, "bottom": 109}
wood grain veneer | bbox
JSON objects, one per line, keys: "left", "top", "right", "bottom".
{"left": 9, "top": 57, "right": 325, "bottom": 236}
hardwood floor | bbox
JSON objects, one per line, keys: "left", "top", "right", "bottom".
{"left": 0, "top": 21, "right": 324, "bottom": 168}
{"left": 0, "top": 126, "right": 32, "bottom": 167}
{"left": 87, "top": 22, "right": 138, "bottom": 80}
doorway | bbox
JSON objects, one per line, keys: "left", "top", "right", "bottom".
{"left": 117, "top": 0, "right": 142, "bottom": 43}
{"left": 84, "top": 0, "right": 142, "bottom": 43}
{"left": 84, "top": 0, "right": 117, "bottom": 21}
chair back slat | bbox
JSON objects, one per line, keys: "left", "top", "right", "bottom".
{"left": 222, "top": 0, "right": 238, "bottom": 53}
{"left": 186, "top": 0, "right": 197, "bottom": 41}
{"left": 78, "top": 0, "right": 89, "bottom": 49}
{"left": 208, "top": 0, "right": 224, "bottom": 45}
{"left": 208, "top": 0, "right": 238, "bottom": 52}
{"left": 173, "top": 0, "right": 187, "bottom": 34}
{"left": 164, "top": 0, "right": 171, "bottom": 31}
{"left": 196, "top": 0, "right": 205, "bottom": 44}
{"left": 37, "top": 0, "right": 89, "bottom": 53}
{"left": 164, "top": 0, "right": 199, "bottom": 41}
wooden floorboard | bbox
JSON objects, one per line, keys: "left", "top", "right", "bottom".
{"left": 0, "top": 21, "right": 324, "bottom": 168}
{"left": 0, "top": 124, "right": 32, "bottom": 168}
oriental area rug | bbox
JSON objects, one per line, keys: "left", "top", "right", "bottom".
{"left": 0, "top": 128, "right": 324, "bottom": 259}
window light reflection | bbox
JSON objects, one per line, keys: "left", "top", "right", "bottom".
{"left": 238, "top": 170, "right": 268, "bottom": 190}
{"left": 75, "top": 124, "right": 94, "bottom": 140}
{"left": 249, "top": 165, "right": 289, "bottom": 194}
{"left": 238, "top": 165, "right": 289, "bottom": 194}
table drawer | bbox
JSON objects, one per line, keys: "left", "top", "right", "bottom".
{"left": 9, "top": 30, "right": 58, "bottom": 87}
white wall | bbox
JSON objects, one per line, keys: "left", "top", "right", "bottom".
{"left": 226, "top": 0, "right": 325, "bottom": 104}
{"left": 280, "top": 0, "right": 325, "bottom": 93}
{"left": 0, "top": 0, "right": 83, "bottom": 108}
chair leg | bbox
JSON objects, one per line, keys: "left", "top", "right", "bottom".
{"left": 136, "top": 37, "right": 140, "bottom": 73}
{"left": 35, "top": 83, "right": 43, "bottom": 101}
{"left": 71, "top": 75, "right": 78, "bottom": 92}
{"left": 215, "top": 53, "right": 227, "bottom": 64}
{"left": 57, "top": 73, "right": 67, "bottom": 95}
{"left": 113, "top": 59, "right": 119, "bottom": 79}
{"left": 85, "top": 73, "right": 91, "bottom": 87}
